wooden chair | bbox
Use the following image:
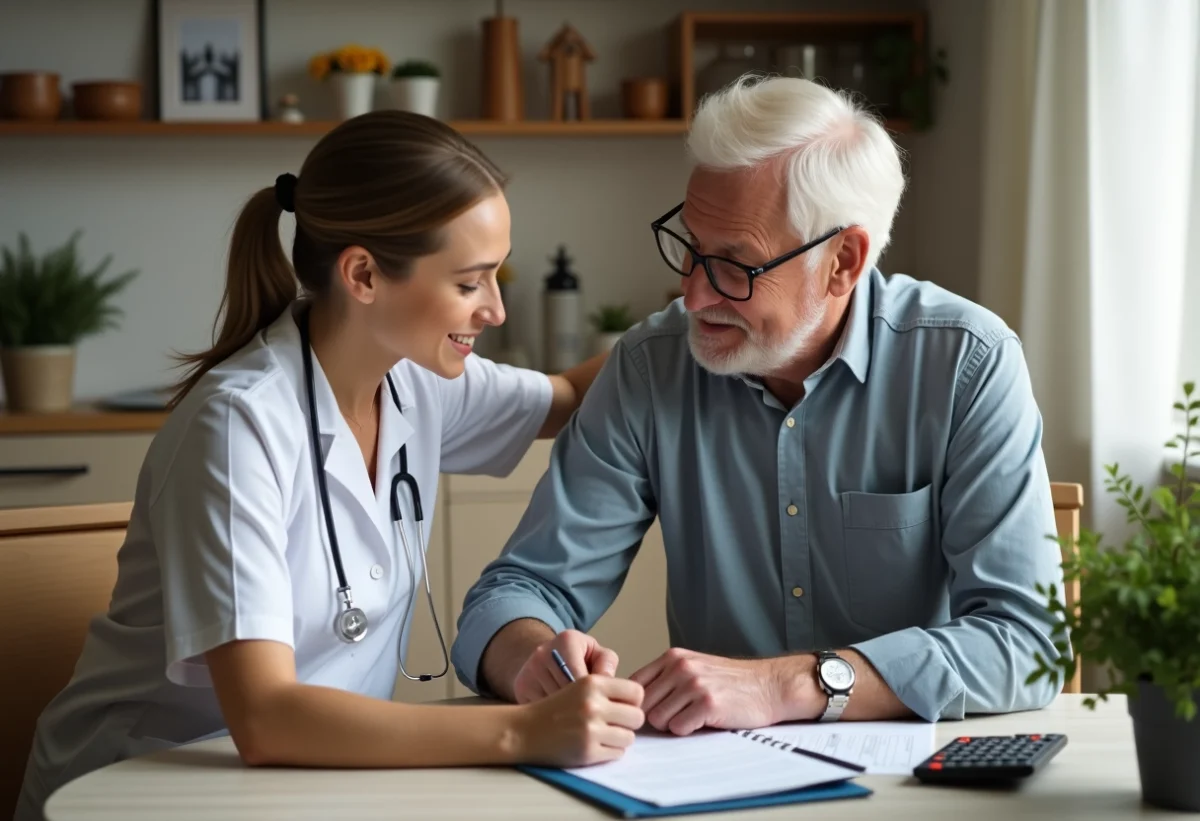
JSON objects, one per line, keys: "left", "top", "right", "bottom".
{"left": 0, "top": 502, "right": 130, "bottom": 820}
{"left": 1050, "top": 482, "right": 1084, "bottom": 694}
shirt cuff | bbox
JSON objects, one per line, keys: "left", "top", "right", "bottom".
{"left": 850, "top": 627, "right": 966, "bottom": 722}
{"left": 452, "top": 595, "right": 568, "bottom": 697}
{"left": 166, "top": 614, "right": 295, "bottom": 687}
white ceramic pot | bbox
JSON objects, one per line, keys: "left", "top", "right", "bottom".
{"left": 332, "top": 72, "right": 375, "bottom": 120}
{"left": 391, "top": 77, "right": 439, "bottom": 118}
{"left": 593, "top": 331, "right": 625, "bottom": 356}
{"left": 1, "top": 345, "right": 76, "bottom": 412}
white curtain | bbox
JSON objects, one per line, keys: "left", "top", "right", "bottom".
{"left": 978, "top": 0, "right": 1200, "bottom": 542}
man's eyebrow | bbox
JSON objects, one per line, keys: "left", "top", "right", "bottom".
{"left": 453, "top": 248, "right": 512, "bottom": 273}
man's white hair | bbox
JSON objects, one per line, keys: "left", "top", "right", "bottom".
{"left": 686, "top": 74, "right": 906, "bottom": 273}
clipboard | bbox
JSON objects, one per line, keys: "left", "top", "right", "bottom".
{"left": 518, "top": 765, "right": 872, "bottom": 818}
{"left": 516, "top": 728, "right": 872, "bottom": 818}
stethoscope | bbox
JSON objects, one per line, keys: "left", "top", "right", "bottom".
{"left": 298, "top": 307, "right": 449, "bottom": 682}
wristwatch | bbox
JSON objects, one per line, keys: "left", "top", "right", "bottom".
{"left": 814, "top": 650, "right": 855, "bottom": 721}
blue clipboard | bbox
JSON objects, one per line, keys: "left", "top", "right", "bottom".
{"left": 517, "top": 765, "right": 872, "bottom": 818}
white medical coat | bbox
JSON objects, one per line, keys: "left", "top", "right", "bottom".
{"left": 14, "top": 300, "right": 552, "bottom": 821}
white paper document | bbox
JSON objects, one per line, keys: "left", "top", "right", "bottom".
{"left": 561, "top": 729, "right": 862, "bottom": 807}
{"left": 753, "top": 720, "right": 937, "bottom": 775}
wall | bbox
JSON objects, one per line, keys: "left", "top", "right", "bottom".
{"left": 0, "top": 0, "right": 984, "bottom": 403}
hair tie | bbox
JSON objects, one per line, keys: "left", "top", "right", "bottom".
{"left": 274, "top": 172, "right": 298, "bottom": 213}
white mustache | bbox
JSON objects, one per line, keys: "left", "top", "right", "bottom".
{"left": 691, "top": 310, "right": 749, "bottom": 331}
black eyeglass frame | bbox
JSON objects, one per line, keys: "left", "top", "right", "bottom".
{"left": 650, "top": 202, "right": 844, "bottom": 301}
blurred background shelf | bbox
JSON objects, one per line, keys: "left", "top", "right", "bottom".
{"left": 0, "top": 118, "right": 692, "bottom": 137}
{"left": 0, "top": 116, "right": 909, "bottom": 137}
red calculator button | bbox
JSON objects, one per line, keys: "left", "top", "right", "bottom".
{"left": 1030, "top": 735, "right": 1041, "bottom": 741}
{"left": 929, "top": 762, "right": 943, "bottom": 770}
{"left": 958, "top": 737, "right": 971, "bottom": 743}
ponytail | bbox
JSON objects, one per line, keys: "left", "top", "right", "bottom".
{"left": 169, "top": 186, "right": 297, "bottom": 408}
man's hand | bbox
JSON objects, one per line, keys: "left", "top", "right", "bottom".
{"left": 513, "top": 629, "right": 620, "bottom": 704}
{"left": 629, "top": 648, "right": 792, "bottom": 736}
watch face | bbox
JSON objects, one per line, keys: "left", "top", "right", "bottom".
{"left": 821, "top": 658, "right": 855, "bottom": 690}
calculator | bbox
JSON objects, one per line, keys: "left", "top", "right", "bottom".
{"left": 913, "top": 734, "right": 1068, "bottom": 784}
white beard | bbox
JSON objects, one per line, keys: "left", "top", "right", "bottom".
{"left": 687, "top": 299, "right": 825, "bottom": 377}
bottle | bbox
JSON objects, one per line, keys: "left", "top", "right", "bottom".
{"left": 542, "top": 245, "right": 582, "bottom": 372}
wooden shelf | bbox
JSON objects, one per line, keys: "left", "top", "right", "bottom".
{"left": 670, "top": 10, "right": 927, "bottom": 130}
{"left": 0, "top": 406, "right": 168, "bottom": 435}
{"left": 0, "top": 118, "right": 690, "bottom": 138}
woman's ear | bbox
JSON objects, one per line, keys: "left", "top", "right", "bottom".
{"left": 334, "top": 245, "right": 381, "bottom": 305}
{"left": 827, "top": 226, "right": 870, "bottom": 299}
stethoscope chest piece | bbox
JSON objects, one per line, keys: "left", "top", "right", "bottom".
{"left": 335, "top": 605, "right": 369, "bottom": 643}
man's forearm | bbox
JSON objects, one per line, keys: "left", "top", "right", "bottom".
{"left": 770, "top": 649, "right": 914, "bottom": 724}
{"left": 479, "top": 618, "right": 557, "bottom": 702}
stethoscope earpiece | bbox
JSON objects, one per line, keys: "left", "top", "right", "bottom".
{"left": 298, "top": 307, "right": 449, "bottom": 678}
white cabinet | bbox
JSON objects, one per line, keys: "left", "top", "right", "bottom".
{"left": 0, "top": 433, "right": 153, "bottom": 509}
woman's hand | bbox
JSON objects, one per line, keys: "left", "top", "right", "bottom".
{"left": 512, "top": 675, "right": 645, "bottom": 767}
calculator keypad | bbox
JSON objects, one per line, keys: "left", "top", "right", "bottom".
{"left": 914, "top": 734, "right": 1067, "bottom": 784}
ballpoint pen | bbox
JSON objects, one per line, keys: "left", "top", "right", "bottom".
{"left": 551, "top": 648, "right": 577, "bottom": 683}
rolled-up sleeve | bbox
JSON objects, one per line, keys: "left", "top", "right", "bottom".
{"left": 851, "top": 335, "right": 1068, "bottom": 721}
{"left": 451, "top": 341, "right": 658, "bottom": 694}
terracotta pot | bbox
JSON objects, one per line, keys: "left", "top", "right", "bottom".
{"left": 0, "top": 72, "right": 62, "bottom": 120}
{"left": 72, "top": 81, "right": 142, "bottom": 121}
{"left": 621, "top": 77, "right": 668, "bottom": 119}
{"left": 1, "top": 346, "right": 77, "bottom": 413}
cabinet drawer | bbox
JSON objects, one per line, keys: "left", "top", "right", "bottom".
{"left": 0, "top": 433, "right": 153, "bottom": 509}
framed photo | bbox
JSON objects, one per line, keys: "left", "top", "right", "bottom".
{"left": 154, "top": 0, "right": 266, "bottom": 121}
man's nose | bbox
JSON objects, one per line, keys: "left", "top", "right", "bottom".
{"left": 682, "top": 267, "right": 721, "bottom": 313}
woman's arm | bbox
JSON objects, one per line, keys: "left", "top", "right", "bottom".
{"left": 539, "top": 351, "right": 610, "bottom": 438}
{"left": 206, "top": 639, "right": 645, "bottom": 769}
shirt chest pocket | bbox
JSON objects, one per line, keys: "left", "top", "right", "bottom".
{"left": 840, "top": 484, "right": 940, "bottom": 632}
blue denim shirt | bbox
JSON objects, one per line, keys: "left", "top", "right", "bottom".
{"left": 452, "top": 269, "right": 1068, "bottom": 721}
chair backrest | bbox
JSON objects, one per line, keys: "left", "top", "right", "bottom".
{"left": 0, "top": 502, "right": 130, "bottom": 819}
{"left": 1049, "top": 482, "right": 1084, "bottom": 694}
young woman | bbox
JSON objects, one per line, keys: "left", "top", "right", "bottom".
{"left": 15, "top": 110, "right": 644, "bottom": 821}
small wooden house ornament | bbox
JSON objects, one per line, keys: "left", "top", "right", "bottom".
{"left": 538, "top": 23, "right": 595, "bottom": 120}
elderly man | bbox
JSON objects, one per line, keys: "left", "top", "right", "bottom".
{"left": 451, "top": 75, "right": 1067, "bottom": 734}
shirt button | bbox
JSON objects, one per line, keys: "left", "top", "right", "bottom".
{"left": 370, "top": 564, "right": 384, "bottom": 580}
{"left": 792, "top": 587, "right": 805, "bottom": 598}
{"left": 787, "top": 504, "right": 798, "bottom": 516}
{"left": 786, "top": 417, "right": 796, "bottom": 428}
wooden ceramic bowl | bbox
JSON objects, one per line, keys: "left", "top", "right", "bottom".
{"left": 621, "top": 77, "right": 668, "bottom": 120}
{"left": 72, "top": 81, "right": 142, "bottom": 120}
{"left": 0, "top": 72, "right": 62, "bottom": 120}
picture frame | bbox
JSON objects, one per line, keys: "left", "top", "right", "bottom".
{"left": 154, "top": 0, "right": 266, "bottom": 121}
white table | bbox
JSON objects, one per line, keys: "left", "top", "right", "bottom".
{"left": 44, "top": 694, "right": 1189, "bottom": 820}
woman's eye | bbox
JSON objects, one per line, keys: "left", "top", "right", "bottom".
{"left": 458, "top": 284, "right": 479, "bottom": 294}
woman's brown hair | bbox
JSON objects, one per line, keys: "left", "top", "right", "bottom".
{"left": 169, "top": 110, "right": 508, "bottom": 407}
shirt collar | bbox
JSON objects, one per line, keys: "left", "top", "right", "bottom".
{"left": 263, "top": 301, "right": 414, "bottom": 464}
{"left": 735, "top": 266, "right": 875, "bottom": 398}
{"left": 830, "top": 267, "right": 873, "bottom": 384}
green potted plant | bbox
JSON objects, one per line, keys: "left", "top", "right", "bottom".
{"left": 1028, "top": 380, "right": 1200, "bottom": 811}
{"left": 588, "top": 303, "right": 636, "bottom": 355}
{"left": 0, "top": 231, "right": 138, "bottom": 413}
{"left": 390, "top": 59, "right": 440, "bottom": 118}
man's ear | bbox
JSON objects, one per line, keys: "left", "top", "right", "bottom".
{"left": 827, "top": 227, "right": 870, "bottom": 299}
{"left": 334, "top": 245, "right": 381, "bottom": 305}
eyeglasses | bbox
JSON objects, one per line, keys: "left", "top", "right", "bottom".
{"left": 650, "top": 202, "right": 843, "bottom": 301}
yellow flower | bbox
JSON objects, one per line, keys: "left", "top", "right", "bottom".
{"left": 308, "top": 54, "right": 332, "bottom": 81}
